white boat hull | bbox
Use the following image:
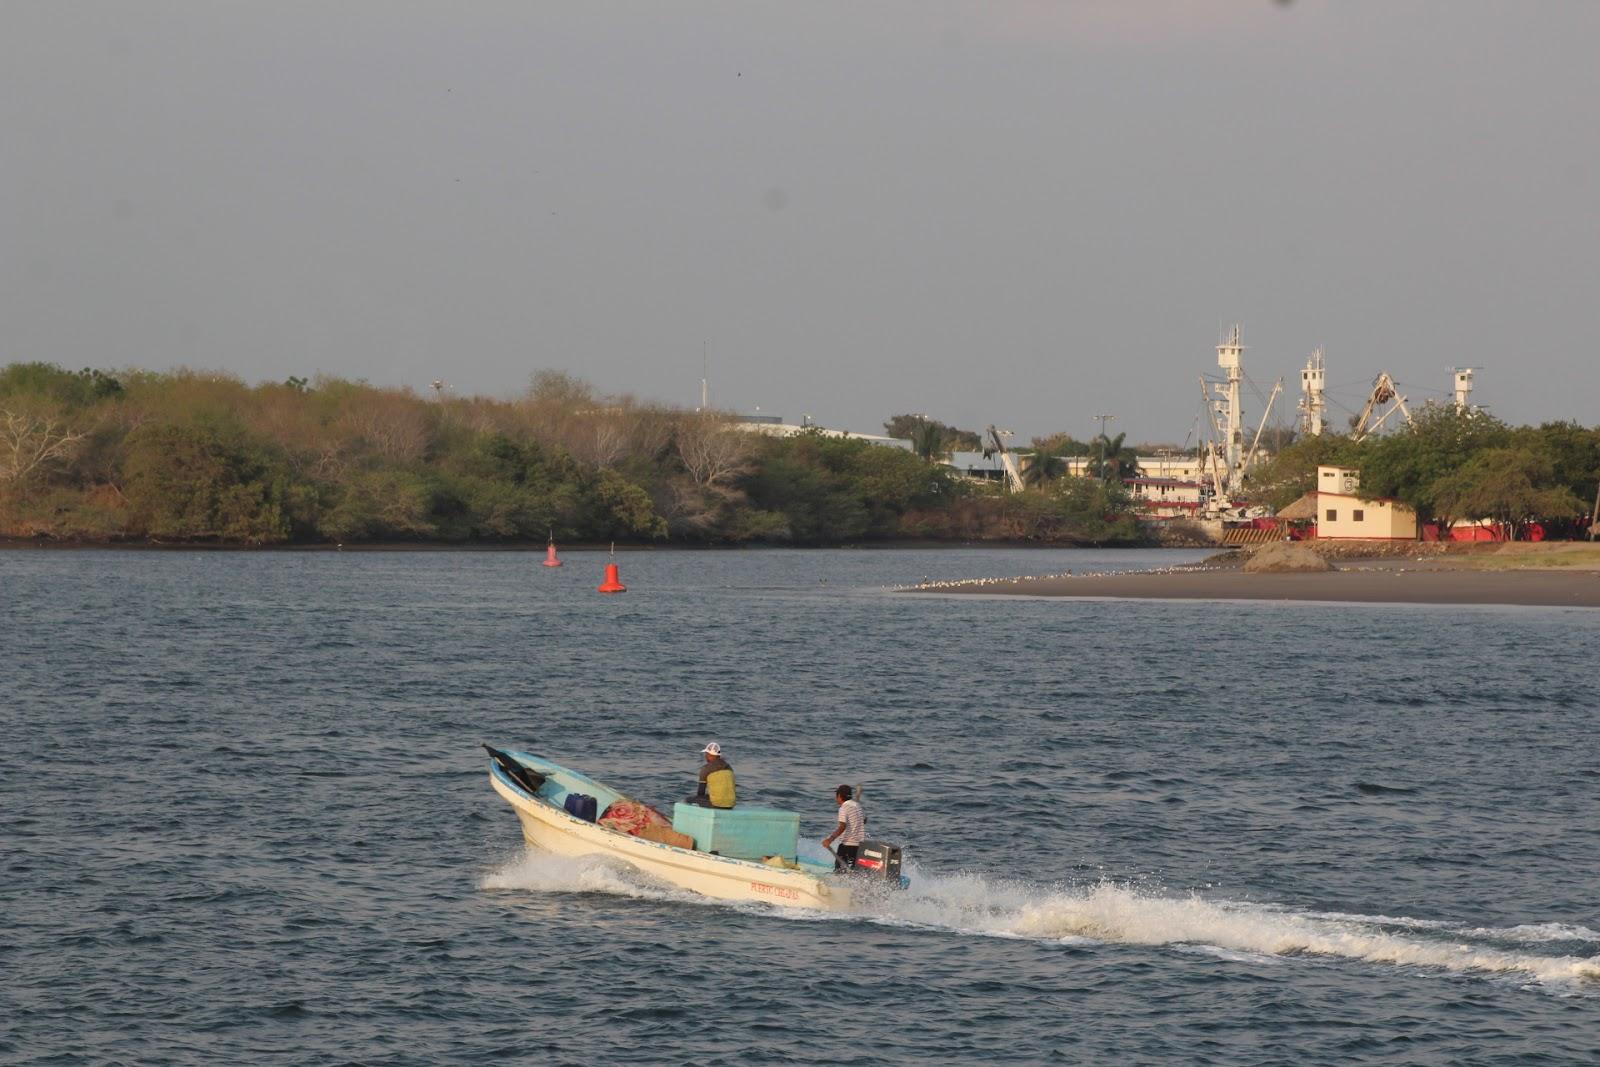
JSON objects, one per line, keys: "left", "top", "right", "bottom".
{"left": 489, "top": 769, "right": 852, "bottom": 912}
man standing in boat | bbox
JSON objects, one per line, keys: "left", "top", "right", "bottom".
{"left": 822, "top": 785, "right": 866, "bottom": 870}
{"left": 689, "top": 742, "right": 737, "bottom": 809}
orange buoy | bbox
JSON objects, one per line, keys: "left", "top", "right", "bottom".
{"left": 598, "top": 561, "right": 627, "bottom": 594}
{"left": 542, "top": 540, "right": 563, "bottom": 567}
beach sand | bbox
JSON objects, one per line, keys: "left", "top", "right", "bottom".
{"left": 910, "top": 562, "right": 1600, "bottom": 607}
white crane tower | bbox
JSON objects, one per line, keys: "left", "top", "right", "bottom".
{"left": 1453, "top": 367, "right": 1477, "bottom": 411}
{"left": 1216, "top": 326, "right": 1246, "bottom": 477}
{"left": 984, "top": 425, "right": 1025, "bottom": 493}
{"left": 1200, "top": 325, "right": 1282, "bottom": 509}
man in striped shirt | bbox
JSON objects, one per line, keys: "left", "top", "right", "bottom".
{"left": 822, "top": 785, "right": 866, "bottom": 871}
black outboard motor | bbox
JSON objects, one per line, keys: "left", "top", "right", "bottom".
{"left": 852, "top": 840, "right": 903, "bottom": 883}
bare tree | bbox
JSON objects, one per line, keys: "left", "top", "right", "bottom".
{"left": 334, "top": 391, "right": 432, "bottom": 463}
{"left": 629, "top": 406, "right": 676, "bottom": 461}
{"left": 568, "top": 396, "right": 665, "bottom": 469}
{"left": 583, "top": 416, "right": 630, "bottom": 469}
{"left": 0, "top": 409, "right": 86, "bottom": 486}
{"left": 673, "top": 414, "right": 756, "bottom": 488}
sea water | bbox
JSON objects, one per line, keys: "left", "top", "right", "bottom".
{"left": 3, "top": 547, "right": 1599, "bottom": 1064}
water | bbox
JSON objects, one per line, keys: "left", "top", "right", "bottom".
{"left": 4, "top": 547, "right": 1599, "bottom": 1064}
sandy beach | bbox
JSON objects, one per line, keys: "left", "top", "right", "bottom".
{"left": 912, "top": 567, "right": 1600, "bottom": 607}
{"left": 908, "top": 544, "right": 1600, "bottom": 607}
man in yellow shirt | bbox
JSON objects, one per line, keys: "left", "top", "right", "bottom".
{"left": 689, "top": 742, "right": 737, "bottom": 809}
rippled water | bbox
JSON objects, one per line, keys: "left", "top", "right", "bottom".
{"left": 4, "top": 547, "right": 1600, "bottom": 1065}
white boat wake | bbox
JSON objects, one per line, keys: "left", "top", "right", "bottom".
{"left": 482, "top": 852, "right": 1600, "bottom": 993}
{"left": 482, "top": 850, "right": 680, "bottom": 901}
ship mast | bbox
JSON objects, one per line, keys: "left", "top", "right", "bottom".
{"left": 1298, "top": 348, "right": 1326, "bottom": 437}
{"left": 1216, "top": 325, "right": 1245, "bottom": 487}
{"left": 1452, "top": 367, "right": 1476, "bottom": 412}
{"left": 1200, "top": 324, "right": 1281, "bottom": 511}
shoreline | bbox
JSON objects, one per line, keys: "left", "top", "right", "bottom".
{"left": 906, "top": 564, "right": 1600, "bottom": 608}
{"left": 0, "top": 538, "right": 1183, "bottom": 553}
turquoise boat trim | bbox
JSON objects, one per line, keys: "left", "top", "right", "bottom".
{"left": 502, "top": 750, "right": 628, "bottom": 814}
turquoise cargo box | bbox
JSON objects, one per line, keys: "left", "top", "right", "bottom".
{"left": 672, "top": 804, "right": 800, "bottom": 861}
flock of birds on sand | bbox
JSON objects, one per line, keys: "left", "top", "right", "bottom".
{"left": 895, "top": 553, "right": 1518, "bottom": 591}
{"left": 892, "top": 563, "right": 1236, "bottom": 592}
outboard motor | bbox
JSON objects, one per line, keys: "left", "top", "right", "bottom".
{"left": 852, "top": 840, "right": 903, "bottom": 884}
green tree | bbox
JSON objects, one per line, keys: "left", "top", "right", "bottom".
{"left": 1088, "top": 432, "right": 1141, "bottom": 482}
{"left": 121, "top": 423, "right": 291, "bottom": 542}
{"left": 1029, "top": 432, "right": 1093, "bottom": 457}
{"left": 1245, "top": 433, "right": 1370, "bottom": 510}
{"left": 0, "top": 362, "right": 123, "bottom": 407}
{"left": 1002, "top": 477, "right": 1138, "bottom": 543}
{"left": 1513, "top": 421, "right": 1600, "bottom": 504}
{"left": 882, "top": 414, "right": 980, "bottom": 452}
{"left": 1360, "top": 407, "right": 1511, "bottom": 524}
{"left": 741, "top": 432, "right": 870, "bottom": 543}
{"left": 908, "top": 419, "right": 945, "bottom": 460}
{"left": 318, "top": 470, "right": 435, "bottom": 541}
{"left": 1021, "top": 450, "right": 1066, "bottom": 487}
{"left": 1430, "top": 448, "right": 1584, "bottom": 539}
{"left": 586, "top": 468, "right": 667, "bottom": 539}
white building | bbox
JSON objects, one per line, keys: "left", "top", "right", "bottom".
{"left": 731, "top": 414, "right": 913, "bottom": 450}
{"left": 1312, "top": 465, "right": 1418, "bottom": 540}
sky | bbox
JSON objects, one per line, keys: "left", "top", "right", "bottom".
{"left": 3, "top": 1, "right": 1597, "bottom": 444}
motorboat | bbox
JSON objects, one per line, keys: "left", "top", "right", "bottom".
{"left": 484, "top": 746, "right": 905, "bottom": 912}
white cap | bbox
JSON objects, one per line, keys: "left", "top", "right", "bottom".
{"left": 702, "top": 742, "right": 722, "bottom": 756}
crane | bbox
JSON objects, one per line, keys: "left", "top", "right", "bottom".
{"left": 1351, "top": 373, "right": 1412, "bottom": 441}
{"left": 984, "top": 426, "right": 1025, "bottom": 493}
{"left": 1199, "top": 373, "right": 1282, "bottom": 507}
{"left": 1241, "top": 377, "right": 1284, "bottom": 483}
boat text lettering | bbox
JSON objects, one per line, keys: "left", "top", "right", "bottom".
{"left": 749, "top": 881, "right": 799, "bottom": 900}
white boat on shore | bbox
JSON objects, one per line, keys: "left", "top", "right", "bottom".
{"left": 485, "top": 747, "right": 881, "bottom": 912}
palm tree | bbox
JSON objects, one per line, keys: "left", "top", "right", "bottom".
{"left": 1022, "top": 449, "right": 1066, "bottom": 487}
{"left": 910, "top": 420, "right": 945, "bottom": 461}
{"left": 1090, "top": 432, "right": 1141, "bottom": 482}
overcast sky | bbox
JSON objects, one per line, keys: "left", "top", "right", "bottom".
{"left": 3, "top": 1, "right": 1596, "bottom": 442}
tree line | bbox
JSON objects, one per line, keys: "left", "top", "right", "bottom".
{"left": 0, "top": 363, "right": 1140, "bottom": 547}
{"left": 1247, "top": 407, "right": 1600, "bottom": 538}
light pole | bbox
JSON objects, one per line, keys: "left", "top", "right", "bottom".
{"left": 1094, "top": 414, "right": 1116, "bottom": 482}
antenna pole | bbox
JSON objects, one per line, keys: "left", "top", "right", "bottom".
{"left": 700, "top": 342, "right": 709, "bottom": 411}
{"left": 1093, "top": 413, "right": 1116, "bottom": 482}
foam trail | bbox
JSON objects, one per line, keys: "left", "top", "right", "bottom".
{"left": 481, "top": 852, "right": 1600, "bottom": 990}
{"left": 1467, "top": 922, "right": 1600, "bottom": 945}
{"left": 1294, "top": 910, "right": 1600, "bottom": 945}
{"left": 878, "top": 873, "right": 1600, "bottom": 988}
{"left": 480, "top": 851, "right": 682, "bottom": 902}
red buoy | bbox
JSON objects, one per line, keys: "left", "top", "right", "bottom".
{"left": 542, "top": 540, "right": 563, "bottom": 567}
{"left": 598, "top": 561, "right": 627, "bottom": 594}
